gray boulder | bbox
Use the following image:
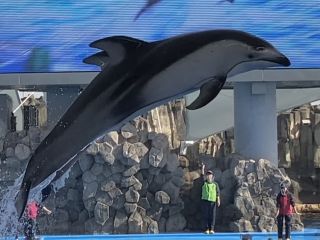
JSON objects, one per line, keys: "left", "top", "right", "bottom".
{"left": 125, "top": 187, "right": 140, "bottom": 203}
{"left": 94, "top": 202, "right": 110, "bottom": 225}
{"left": 149, "top": 133, "right": 169, "bottom": 150}
{"left": 111, "top": 162, "right": 126, "bottom": 174}
{"left": 221, "top": 169, "right": 235, "bottom": 190}
{"left": 138, "top": 197, "right": 151, "bottom": 210}
{"left": 101, "top": 180, "right": 116, "bottom": 192}
{"left": 95, "top": 191, "right": 113, "bottom": 206}
{"left": 114, "top": 211, "right": 128, "bottom": 233}
{"left": 85, "top": 218, "right": 102, "bottom": 233}
{"left": 124, "top": 203, "right": 138, "bottom": 214}
{"left": 83, "top": 197, "right": 97, "bottom": 212}
{"left": 161, "top": 182, "right": 179, "bottom": 204}
{"left": 79, "top": 154, "right": 94, "bottom": 172}
{"left": 67, "top": 188, "right": 81, "bottom": 202}
{"left": 155, "top": 191, "right": 170, "bottom": 204}
{"left": 83, "top": 181, "right": 98, "bottom": 200}
{"left": 103, "top": 131, "right": 119, "bottom": 146}
{"left": 123, "top": 165, "right": 140, "bottom": 177}
{"left": 108, "top": 187, "right": 123, "bottom": 199}
{"left": 257, "top": 215, "right": 275, "bottom": 232}
{"left": 14, "top": 143, "right": 31, "bottom": 160}
{"left": 165, "top": 153, "right": 179, "bottom": 172}
{"left": 82, "top": 170, "right": 97, "bottom": 183}
{"left": 149, "top": 147, "right": 164, "bottom": 168}
{"left": 147, "top": 218, "right": 159, "bottom": 234}
{"left": 86, "top": 143, "right": 99, "bottom": 155}
{"left": 128, "top": 211, "right": 143, "bottom": 233}
{"left": 90, "top": 163, "right": 103, "bottom": 176}
{"left": 54, "top": 209, "right": 69, "bottom": 223}
{"left": 121, "top": 175, "right": 141, "bottom": 188}
{"left": 121, "top": 122, "right": 138, "bottom": 139}
{"left": 112, "top": 195, "right": 126, "bottom": 210}
{"left": 101, "top": 217, "right": 115, "bottom": 233}
{"left": 122, "top": 142, "right": 148, "bottom": 166}
{"left": 229, "top": 219, "right": 254, "bottom": 232}
{"left": 5, "top": 147, "right": 15, "bottom": 157}
{"left": 166, "top": 213, "right": 186, "bottom": 232}
{"left": 97, "top": 142, "right": 115, "bottom": 165}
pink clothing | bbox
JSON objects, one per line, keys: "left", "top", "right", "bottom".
{"left": 26, "top": 201, "right": 40, "bottom": 220}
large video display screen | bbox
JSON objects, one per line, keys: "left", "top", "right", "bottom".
{"left": 0, "top": 1, "right": 319, "bottom": 73}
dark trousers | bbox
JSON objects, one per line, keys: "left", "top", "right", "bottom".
{"left": 277, "top": 215, "right": 291, "bottom": 239}
{"left": 202, "top": 200, "right": 217, "bottom": 230}
{"left": 24, "top": 218, "right": 39, "bottom": 240}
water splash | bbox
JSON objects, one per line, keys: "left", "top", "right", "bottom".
{"left": 0, "top": 175, "right": 23, "bottom": 237}
{"left": 0, "top": 169, "right": 63, "bottom": 238}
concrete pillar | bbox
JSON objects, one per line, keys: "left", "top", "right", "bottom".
{"left": 46, "top": 87, "right": 80, "bottom": 128}
{"left": 234, "top": 82, "right": 278, "bottom": 165}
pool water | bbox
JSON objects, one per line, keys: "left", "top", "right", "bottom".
{"left": 2, "top": 231, "right": 320, "bottom": 240}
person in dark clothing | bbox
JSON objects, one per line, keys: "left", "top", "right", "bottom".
{"left": 201, "top": 163, "right": 220, "bottom": 234}
{"left": 41, "top": 184, "right": 53, "bottom": 202}
{"left": 23, "top": 200, "right": 51, "bottom": 240}
{"left": 276, "top": 183, "right": 300, "bottom": 240}
{"left": 10, "top": 112, "right": 17, "bottom": 132}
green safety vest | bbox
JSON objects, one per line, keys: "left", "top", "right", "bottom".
{"left": 201, "top": 181, "right": 217, "bottom": 202}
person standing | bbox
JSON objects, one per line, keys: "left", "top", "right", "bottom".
{"left": 276, "top": 183, "right": 300, "bottom": 240}
{"left": 201, "top": 163, "right": 220, "bottom": 234}
{"left": 23, "top": 200, "right": 52, "bottom": 240}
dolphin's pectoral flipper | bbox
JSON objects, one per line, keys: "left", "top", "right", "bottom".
{"left": 15, "top": 180, "right": 32, "bottom": 219}
{"left": 83, "top": 51, "right": 109, "bottom": 68}
{"left": 186, "top": 76, "right": 227, "bottom": 110}
{"left": 89, "top": 36, "right": 150, "bottom": 65}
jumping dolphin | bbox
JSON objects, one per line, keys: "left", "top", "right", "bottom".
{"left": 135, "top": 0, "right": 162, "bottom": 20}
{"left": 134, "top": 0, "right": 235, "bottom": 20}
{"left": 15, "top": 29, "right": 290, "bottom": 218}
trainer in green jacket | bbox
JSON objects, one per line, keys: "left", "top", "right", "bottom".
{"left": 201, "top": 163, "right": 220, "bottom": 234}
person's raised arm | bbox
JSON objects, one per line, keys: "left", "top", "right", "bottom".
{"left": 201, "top": 163, "right": 205, "bottom": 176}
{"left": 42, "top": 206, "right": 52, "bottom": 215}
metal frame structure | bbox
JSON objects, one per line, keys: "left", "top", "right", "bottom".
{"left": 1, "top": 68, "right": 320, "bottom": 164}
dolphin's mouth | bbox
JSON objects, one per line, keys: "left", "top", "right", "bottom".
{"left": 271, "top": 54, "right": 291, "bottom": 67}
{"left": 227, "top": 56, "right": 290, "bottom": 78}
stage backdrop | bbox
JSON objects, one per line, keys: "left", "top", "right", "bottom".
{"left": 0, "top": 0, "right": 320, "bottom": 73}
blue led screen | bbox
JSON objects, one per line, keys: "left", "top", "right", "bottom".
{"left": 0, "top": 0, "right": 320, "bottom": 73}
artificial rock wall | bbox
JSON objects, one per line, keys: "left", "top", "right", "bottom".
{"left": 196, "top": 104, "right": 320, "bottom": 203}
{"left": 0, "top": 99, "right": 309, "bottom": 235}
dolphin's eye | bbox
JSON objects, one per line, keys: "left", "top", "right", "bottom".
{"left": 255, "top": 46, "right": 265, "bottom": 51}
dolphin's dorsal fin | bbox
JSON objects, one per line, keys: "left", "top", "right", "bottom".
{"left": 88, "top": 36, "right": 149, "bottom": 65}
{"left": 186, "top": 76, "right": 227, "bottom": 110}
{"left": 83, "top": 51, "right": 109, "bottom": 69}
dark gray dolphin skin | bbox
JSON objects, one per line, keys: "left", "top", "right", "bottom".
{"left": 16, "top": 29, "right": 290, "bottom": 218}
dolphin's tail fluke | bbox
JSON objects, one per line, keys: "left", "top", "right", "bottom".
{"left": 83, "top": 51, "right": 109, "bottom": 69}
{"left": 15, "top": 180, "right": 31, "bottom": 219}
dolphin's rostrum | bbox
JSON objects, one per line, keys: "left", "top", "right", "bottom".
{"left": 15, "top": 29, "right": 290, "bottom": 218}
